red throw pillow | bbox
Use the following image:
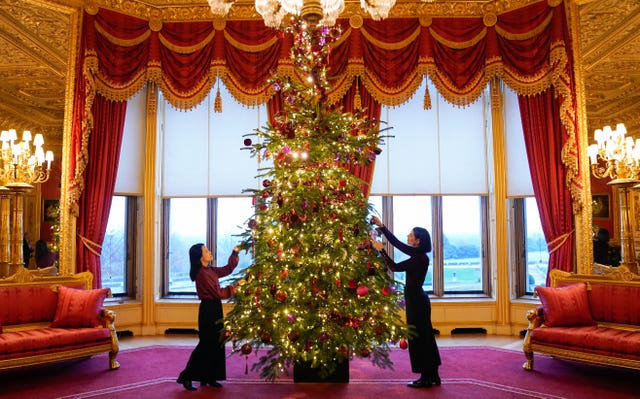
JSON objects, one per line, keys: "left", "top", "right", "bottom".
{"left": 51, "top": 286, "right": 110, "bottom": 328}
{"left": 535, "top": 283, "right": 596, "bottom": 327}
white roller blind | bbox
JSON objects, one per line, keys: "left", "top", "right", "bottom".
{"left": 161, "top": 85, "right": 265, "bottom": 196}
{"left": 504, "top": 86, "right": 534, "bottom": 196}
{"left": 115, "top": 88, "right": 145, "bottom": 195}
{"left": 438, "top": 93, "right": 487, "bottom": 194}
{"left": 371, "top": 80, "right": 487, "bottom": 195}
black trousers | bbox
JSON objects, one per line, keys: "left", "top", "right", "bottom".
{"left": 405, "top": 286, "right": 441, "bottom": 374}
{"left": 178, "top": 299, "right": 226, "bottom": 382}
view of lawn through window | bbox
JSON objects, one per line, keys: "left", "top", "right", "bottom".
{"left": 101, "top": 196, "right": 127, "bottom": 295}
{"left": 101, "top": 194, "right": 548, "bottom": 297}
{"left": 525, "top": 197, "right": 549, "bottom": 291}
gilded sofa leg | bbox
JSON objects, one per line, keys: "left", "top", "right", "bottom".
{"left": 103, "top": 309, "right": 120, "bottom": 370}
{"left": 523, "top": 349, "right": 534, "bottom": 370}
{"left": 109, "top": 350, "right": 120, "bottom": 370}
{"left": 522, "top": 307, "right": 540, "bottom": 371}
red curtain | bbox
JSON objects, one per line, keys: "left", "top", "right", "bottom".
{"left": 70, "top": 0, "right": 582, "bottom": 284}
{"left": 75, "top": 95, "right": 127, "bottom": 287}
{"left": 519, "top": 89, "right": 575, "bottom": 282}
{"left": 341, "top": 78, "right": 381, "bottom": 197}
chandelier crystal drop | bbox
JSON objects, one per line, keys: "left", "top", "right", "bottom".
{"left": 208, "top": 0, "right": 396, "bottom": 27}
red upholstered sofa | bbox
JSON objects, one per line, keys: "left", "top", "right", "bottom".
{"left": 0, "top": 269, "right": 119, "bottom": 371}
{"left": 523, "top": 267, "right": 640, "bottom": 371}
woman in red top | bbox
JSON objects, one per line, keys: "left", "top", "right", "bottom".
{"left": 177, "top": 243, "right": 239, "bottom": 390}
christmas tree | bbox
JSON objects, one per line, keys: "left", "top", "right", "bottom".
{"left": 224, "top": 18, "right": 407, "bottom": 381}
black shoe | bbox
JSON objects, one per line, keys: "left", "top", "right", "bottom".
{"left": 408, "top": 378, "right": 432, "bottom": 388}
{"left": 201, "top": 381, "right": 222, "bottom": 388}
{"left": 432, "top": 370, "right": 441, "bottom": 386}
{"left": 176, "top": 377, "right": 197, "bottom": 391}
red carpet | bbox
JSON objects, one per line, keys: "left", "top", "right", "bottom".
{"left": 1, "top": 345, "right": 638, "bottom": 398}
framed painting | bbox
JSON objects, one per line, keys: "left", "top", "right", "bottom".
{"left": 592, "top": 194, "right": 610, "bottom": 219}
{"left": 43, "top": 199, "right": 59, "bottom": 222}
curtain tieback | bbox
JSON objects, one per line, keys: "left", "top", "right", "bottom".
{"left": 547, "top": 230, "right": 573, "bottom": 254}
{"left": 79, "top": 234, "right": 102, "bottom": 257}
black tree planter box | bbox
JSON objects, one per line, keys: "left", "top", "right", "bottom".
{"left": 293, "top": 359, "right": 349, "bottom": 383}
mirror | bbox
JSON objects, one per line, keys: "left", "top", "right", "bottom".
{"left": 0, "top": 1, "right": 68, "bottom": 278}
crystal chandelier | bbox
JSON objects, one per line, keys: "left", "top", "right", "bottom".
{"left": 207, "top": 0, "right": 397, "bottom": 27}
{"left": 587, "top": 123, "right": 640, "bottom": 182}
{"left": 587, "top": 123, "right": 640, "bottom": 274}
{"left": 0, "top": 129, "right": 54, "bottom": 188}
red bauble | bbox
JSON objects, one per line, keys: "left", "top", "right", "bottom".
{"left": 280, "top": 269, "right": 289, "bottom": 279}
{"left": 240, "top": 343, "right": 252, "bottom": 355}
{"left": 288, "top": 330, "right": 300, "bottom": 342}
{"left": 356, "top": 286, "right": 369, "bottom": 297}
{"left": 347, "top": 279, "right": 357, "bottom": 289}
{"left": 360, "top": 348, "right": 371, "bottom": 358}
{"left": 399, "top": 339, "right": 408, "bottom": 350}
{"left": 262, "top": 179, "right": 271, "bottom": 187}
{"left": 381, "top": 286, "right": 390, "bottom": 296}
{"left": 244, "top": 138, "right": 252, "bottom": 146}
{"left": 275, "top": 290, "right": 288, "bottom": 302}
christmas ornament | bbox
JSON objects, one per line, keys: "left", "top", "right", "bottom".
{"left": 240, "top": 343, "right": 252, "bottom": 355}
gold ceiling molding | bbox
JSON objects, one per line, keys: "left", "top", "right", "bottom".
{"left": 81, "top": 1, "right": 542, "bottom": 22}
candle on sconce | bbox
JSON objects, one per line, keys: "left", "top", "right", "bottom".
{"left": 45, "top": 151, "right": 54, "bottom": 169}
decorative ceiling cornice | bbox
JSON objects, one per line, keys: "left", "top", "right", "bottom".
{"left": 78, "top": 0, "right": 536, "bottom": 21}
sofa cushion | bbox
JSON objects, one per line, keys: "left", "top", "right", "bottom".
{"left": 0, "top": 327, "right": 111, "bottom": 357}
{"left": 588, "top": 284, "right": 640, "bottom": 325}
{"left": 535, "top": 283, "right": 596, "bottom": 327}
{"left": 530, "top": 325, "right": 640, "bottom": 357}
{"left": 51, "top": 286, "right": 110, "bottom": 328}
{"left": 0, "top": 286, "right": 59, "bottom": 325}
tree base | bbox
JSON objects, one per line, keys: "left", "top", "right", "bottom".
{"left": 293, "top": 359, "right": 349, "bottom": 383}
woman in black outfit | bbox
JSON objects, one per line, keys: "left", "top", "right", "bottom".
{"left": 177, "top": 243, "right": 239, "bottom": 390}
{"left": 370, "top": 216, "right": 441, "bottom": 388}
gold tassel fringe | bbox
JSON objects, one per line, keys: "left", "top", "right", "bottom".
{"left": 214, "top": 85, "right": 222, "bottom": 113}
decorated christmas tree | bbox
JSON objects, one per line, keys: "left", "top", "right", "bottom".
{"left": 224, "top": 18, "right": 407, "bottom": 381}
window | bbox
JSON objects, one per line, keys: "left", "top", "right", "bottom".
{"left": 165, "top": 198, "right": 207, "bottom": 295}
{"left": 391, "top": 196, "right": 433, "bottom": 292}
{"left": 101, "top": 196, "right": 137, "bottom": 297}
{"left": 215, "top": 197, "right": 253, "bottom": 285}
{"left": 369, "top": 79, "right": 489, "bottom": 297}
{"left": 442, "top": 196, "right": 486, "bottom": 294}
{"left": 524, "top": 197, "right": 548, "bottom": 292}
{"left": 512, "top": 197, "right": 549, "bottom": 296}
{"left": 163, "top": 197, "right": 253, "bottom": 296}
{"left": 159, "top": 83, "right": 265, "bottom": 296}
{"left": 373, "top": 195, "right": 488, "bottom": 296}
